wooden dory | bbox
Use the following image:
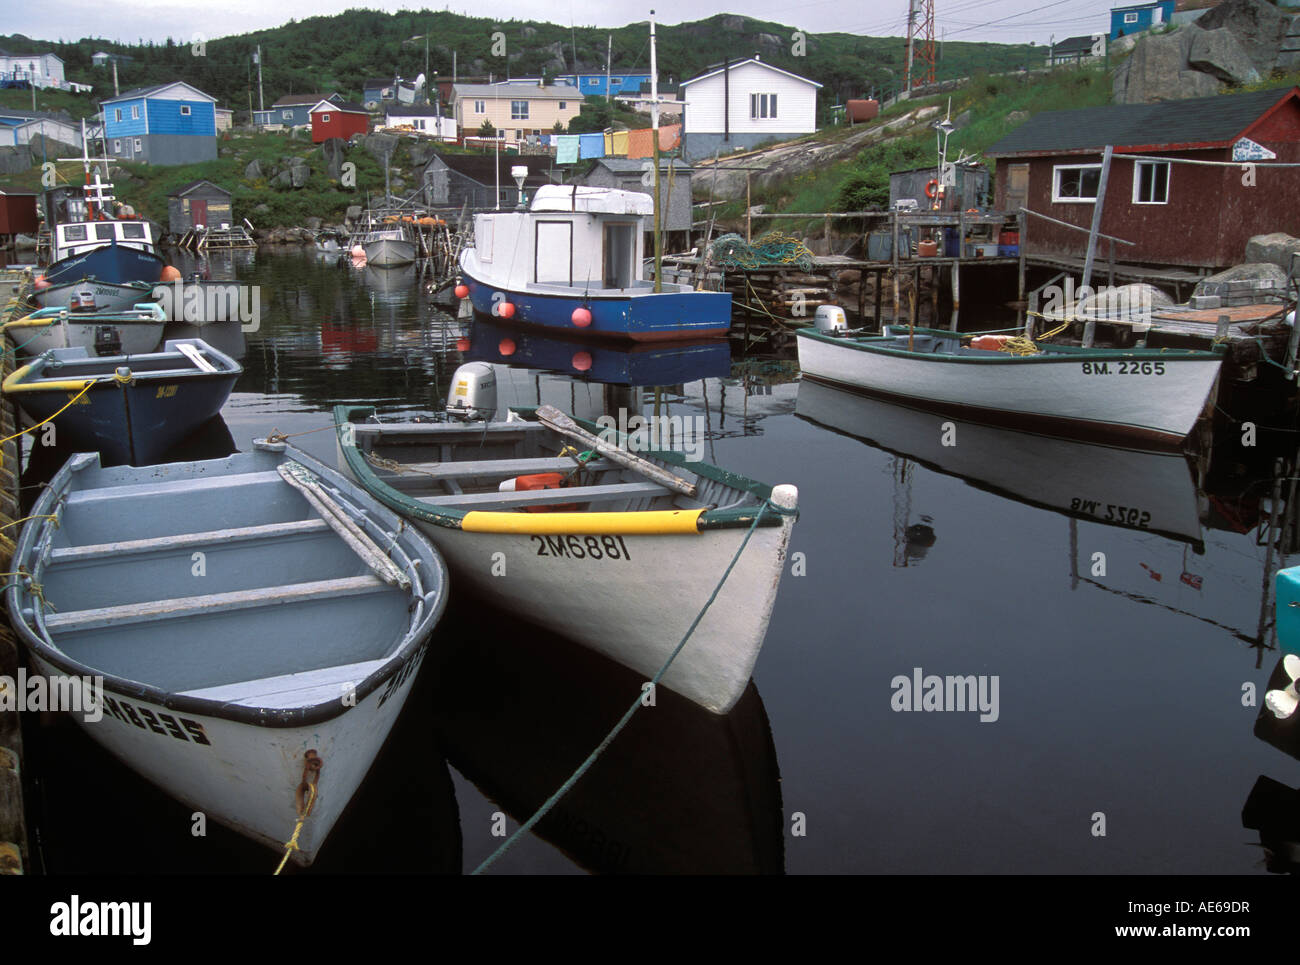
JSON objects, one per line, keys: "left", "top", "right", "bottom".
{"left": 5, "top": 441, "right": 449, "bottom": 865}
{"left": 335, "top": 404, "right": 798, "bottom": 715}
{"left": 6, "top": 302, "right": 166, "bottom": 357}
{"left": 3, "top": 338, "right": 241, "bottom": 466}
{"left": 796, "top": 326, "right": 1225, "bottom": 449}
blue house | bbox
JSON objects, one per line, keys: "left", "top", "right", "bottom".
{"left": 363, "top": 77, "right": 397, "bottom": 111}
{"left": 554, "top": 73, "right": 653, "bottom": 98}
{"left": 253, "top": 92, "right": 341, "bottom": 129}
{"left": 101, "top": 81, "right": 218, "bottom": 165}
{"left": 1110, "top": 1, "right": 1177, "bottom": 39}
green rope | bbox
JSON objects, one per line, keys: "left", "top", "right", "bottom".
{"left": 472, "top": 500, "right": 775, "bottom": 875}
{"left": 2, "top": 315, "right": 60, "bottom": 358}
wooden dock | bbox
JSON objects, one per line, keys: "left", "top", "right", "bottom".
{"left": 0, "top": 267, "right": 31, "bottom": 875}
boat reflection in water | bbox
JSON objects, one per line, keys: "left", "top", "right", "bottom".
{"left": 429, "top": 607, "right": 784, "bottom": 874}
{"left": 463, "top": 316, "right": 731, "bottom": 386}
{"left": 361, "top": 262, "right": 418, "bottom": 302}
{"left": 794, "top": 379, "right": 1204, "bottom": 546}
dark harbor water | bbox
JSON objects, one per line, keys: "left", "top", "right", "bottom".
{"left": 19, "top": 248, "right": 1300, "bottom": 875}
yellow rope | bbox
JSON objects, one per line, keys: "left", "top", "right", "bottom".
{"left": 265, "top": 422, "right": 344, "bottom": 444}
{"left": 0, "top": 380, "right": 95, "bottom": 466}
{"left": 0, "top": 513, "right": 58, "bottom": 533}
{"left": 273, "top": 783, "right": 316, "bottom": 876}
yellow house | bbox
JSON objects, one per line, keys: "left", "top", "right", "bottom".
{"left": 452, "top": 82, "right": 584, "bottom": 142}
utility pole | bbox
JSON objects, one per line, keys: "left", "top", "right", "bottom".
{"left": 256, "top": 45, "right": 264, "bottom": 113}
{"left": 112, "top": 57, "right": 119, "bottom": 97}
{"left": 606, "top": 34, "right": 612, "bottom": 107}
{"left": 904, "top": 0, "right": 917, "bottom": 92}
{"left": 651, "top": 9, "right": 662, "bottom": 294}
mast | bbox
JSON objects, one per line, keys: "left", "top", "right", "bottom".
{"left": 651, "top": 9, "right": 661, "bottom": 294}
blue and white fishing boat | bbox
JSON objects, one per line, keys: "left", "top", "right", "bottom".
{"left": 3, "top": 338, "right": 241, "bottom": 465}
{"left": 455, "top": 185, "right": 731, "bottom": 342}
{"left": 5, "top": 302, "right": 167, "bottom": 357}
{"left": 35, "top": 275, "right": 161, "bottom": 315}
{"left": 5, "top": 441, "right": 449, "bottom": 865}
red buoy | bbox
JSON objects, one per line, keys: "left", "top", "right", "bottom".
{"left": 497, "top": 301, "right": 516, "bottom": 319}
{"left": 33, "top": 275, "right": 49, "bottom": 290}
{"left": 498, "top": 338, "right": 516, "bottom": 356}
{"left": 160, "top": 265, "right": 182, "bottom": 282}
{"left": 571, "top": 307, "right": 592, "bottom": 328}
{"left": 571, "top": 351, "right": 593, "bottom": 372}
{"left": 454, "top": 283, "right": 469, "bottom": 299}
{"left": 455, "top": 336, "right": 470, "bottom": 352}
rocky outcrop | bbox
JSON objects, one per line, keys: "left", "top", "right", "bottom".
{"left": 1196, "top": 0, "right": 1286, "bottom": 75}
{"left": 1188, "top": 27, "right": 1261, "bottom": 85}
{"left": 289, "top": 157, "right": 310, "bottom": 188}
{"left": 362, "top": 133, "right": 398, "bottom": 164}
{"left": 1113, "top": 26, "right": 1223, "bottom": 103}
{"left": 244, "top": 159, "right": 264, "bottom": 180}
{"left": 1244, "top": 232, "right": 1300, "bottom": 271}
{"left": 319, "top": 138, "right": 347, "bottom": 180}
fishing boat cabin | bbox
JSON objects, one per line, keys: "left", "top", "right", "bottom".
{"left": 41, "top": 179, "right": 160, "bottom": 262}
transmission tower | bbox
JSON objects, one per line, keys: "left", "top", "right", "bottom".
{"left": 914, "top": 0, "right": 937, "bottom": 87}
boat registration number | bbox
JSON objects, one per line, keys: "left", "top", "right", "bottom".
{"left": 530, "top": 534, "right": 632, "bottom": 562}
{"left": 1081, "top": 361, "right": 1166, "bottom": 375}
{"left": 1069, "top": 497, "right": 1152, "bottom": 528}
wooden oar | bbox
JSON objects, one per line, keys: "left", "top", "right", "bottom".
{"left": 535, "top": 404, "right": 699, "bottom": 499}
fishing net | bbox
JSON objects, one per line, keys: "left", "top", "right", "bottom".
{"left": 709, "top": 231, "right": 815, "bottom": 272}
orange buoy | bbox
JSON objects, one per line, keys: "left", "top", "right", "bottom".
{"left": 970, "top": 335, "right": 1012, "bottom": 351}
{"left": 455, "top": 336, "right": 470, "bottom": 352}
{"left": 160, "top": 265, "right": 182, "bottom": 282}
{"left": 571, "top": 306, "right": 592, "bottom": 328}
{"left": 498, "top": 338, "right": 516, "bottom": 356}
{"left": 571, "top": 351, "right": 593, "bottom": 372}
{"left": 925, "top": 179, "right": 939, "bottom": 199}
{"left": 454, "top": 283, "right": 469, "bottom": 299}
{"left": 497, "top": 301, "right": 516, "bottom": 319}
{"left": 33, "top": 275, "right": 49, "bottom": 290}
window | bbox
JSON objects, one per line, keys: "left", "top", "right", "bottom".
{"left": 95, "top": 224, "right": 116, "bottom": 240}
{"left": 1053, "top": 163, "right": 1102, "bottom": 202}
{"left": 63, "top": 225, "right": 87, "bottom": 242}
{"left": 180, "top": 105, "right": 191, "bottom": 116}
{"left": 320, "top": 113, "right": 331, "bottom": 123}
{"left": 131, "top": 105, "right": 140, "bottom": 120}
{"left": 122, "top": 223, "right": 145, "bottom": 239}
{"left": 133, "top": 138, "right": 142, "bottom": 152}
{"left": 587, "top": 78, "right": 599, "bottom": 86}
{"left": 1123, "top": 11, "right": 1138, "bottom": 23}
{"left": 749, "top": 93, "right": 778, "bottom": 119}
{"left": 283, "top": 110, "right": 293, "bottom": 120}
{"left": 558, "top": 101, "right": 566, "bottom": 110}
{"left": 474, "top": 100, "right": 485, "bottom": 113}
{"left": 112, "top": 138, "right": 121, "bottom": 152}
{"left": 511, "top": 100, "right": 529, "bottom": 120}
{"left": 1133, "top": 159, "right": 1170, "bottom": 204}
{"left": 114, "top": 108, "right": 122, "bottom": 122}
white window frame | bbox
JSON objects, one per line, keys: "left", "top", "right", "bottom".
{"left": 180, "top": 104, "right": 191, "bottom": 116}
{"left": 1052, "top": 163, "right": 1103, "bottom": 203}
{"left": 320, "top": 113, "right": 331, "bottom": 123}
{"left": 1123, "top": 11, "right": 1139, "bottom": 23}
{"left": 112, "top": 138, "right": 121, "bottom": 152}
{"left": 511, "top": 100, "right": 529, "bottom": 120}
{"left": 1131, "top": 159, "right": 1170, "bottom": 205}
{"left": 283, "top": 110, "right": 293, "bottom": 120}
{"left": 750, "top": 93, "right": 778, "bottom": 120}
{"left": 133, "top": 138, "right": 142, "bottom": 152}
{"left": 474, "top": 100, "right": 485, "bottom": 113}
{"left": 130, "top": 105, "right": 140, "bottom": 120}
{"left": 114, "top": 108, "right": 122, "bottom": 122}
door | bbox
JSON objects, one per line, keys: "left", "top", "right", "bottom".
{"left": 191, "top": 200, "right": 208, "bottom": 229}
{"left": 603, "top": 222, "right": 636, "bottom": 289}
{"left": 1005, "top": 164, "right": 1029, "bottom": 213}
{"left": 535, "top": 221, "right": 572, "bottom": 284}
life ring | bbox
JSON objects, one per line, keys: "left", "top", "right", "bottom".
{"left": 925, "top": 179, "right": 939, "bottom": 199}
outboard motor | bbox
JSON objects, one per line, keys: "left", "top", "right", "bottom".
{"left": 93, "top": 326, "right": 123, "bottom": 357}
{"left": 69, "top": 289, "right": 96, "bottom": 313}
{"left": 814, "top": 304, "right": 847, "bottom": 333}
{"left": 445, "top": 361, "right": 497, "bottom": 421}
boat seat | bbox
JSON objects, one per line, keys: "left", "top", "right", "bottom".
{"left": 43, "top": 575, "right": 390, "bottom": 634}
{"left": 176, "top": 658, "right": 390, "bottom": 708}
{"left": 64, "top": 470, "right": 285, "bottom": 505}
{"left": 395, "top": 456, "right": 616, "bottom": 480}
{"left": 422, "top": 480, "right": 668, "bottom": 509}
{"left": 48, "top": 518, "right": 331, "bottom": 564}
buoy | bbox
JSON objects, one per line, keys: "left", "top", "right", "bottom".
{"left": 571, "top": 351, "right": 593, "bottom": 372}
{"left": 454, "top": 283, "right": 469, "bottom": 299}
{"left": 571, "top": 306, "right": 592, "bottom": 328}
{"left": 33, "top": 275, "right": 49, "bottom": 290}
{"left": 455, "top": 336, "right": 470, "bottom": 352}
{"left": 497, "top": 301, "right": 516, "bottom": 319}
{"left": 498, "top": 338, "right": 516, "bottom": 356}
{"left": 160, "top": 265, "right": 182, "bottom": 282}
{"left": 351, "top": 245, "right": 364, "bottom": 258}
{"left": 925, "top": 179, "right": 939, "bottom": 199}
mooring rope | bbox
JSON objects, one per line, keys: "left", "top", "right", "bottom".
{"left": 274, "top": 750, "right": 323, "bottom": 875}
{"left": 472, "top": 499, "right": 780, "bottom": 874}
{"left": 0, "top": 380, "right": 95, "bottom": 468}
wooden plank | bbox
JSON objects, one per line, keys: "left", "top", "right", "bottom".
{"left": 49, "top": 518, "right": 331, "bottom": 564}
{"left": 66, "top": 471, "right": 284, "bottom": 505}
{"left": 44, "top": 575, "right": 388, "bottom": 633}
{"left": 394, "top": 457, "right": 616, "bottom": 479}
{"left": 425, "top": 480, "right": 668, "bottom": 508}
{"left": 176, "top": 342, "right": 218, "bottom": 373}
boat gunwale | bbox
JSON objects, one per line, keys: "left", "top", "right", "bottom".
{"left": 5, "top": 445, "right": 449, "bottom": 728}
{"left": 3, "top": 339, "right": 243, "bottom": 394}
{"left": 334, "top": 404, "right": 788, "bottom": 533}
{"left": 795, "top": 325, "right": 1228, "bottom": 362}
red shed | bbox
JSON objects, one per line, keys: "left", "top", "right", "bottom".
{"left": 0, "top": 190, "right": 39, "bottom": 239}
{"left": 309, "top": 99, "right": 369, "bottom": 143}
{"left": 986, "top": 87, "right": 1300, "bottom": 270}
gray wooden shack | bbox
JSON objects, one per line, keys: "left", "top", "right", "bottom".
{"left": 889, "top": 163, "right": 989, "bottom": 212}
{"left": 578, "top": 158, "right": 692, "bottom": 232}
{"left": 167, "top": 179, "right": 234, "bottom": 234}
{"left": 421, "top": 154, "right": 558, "bottom": 211}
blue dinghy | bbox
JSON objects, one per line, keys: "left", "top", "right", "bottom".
{"left": 3, "top": 338, "right": 241, "bottom": 466}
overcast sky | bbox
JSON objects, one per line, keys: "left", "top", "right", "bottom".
{"left": 19, "top": 0, "right": 1122, "bottom": 48}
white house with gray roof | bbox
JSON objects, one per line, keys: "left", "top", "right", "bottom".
{"left": 679, "top": 56, "right": 820, "bottom": 161}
